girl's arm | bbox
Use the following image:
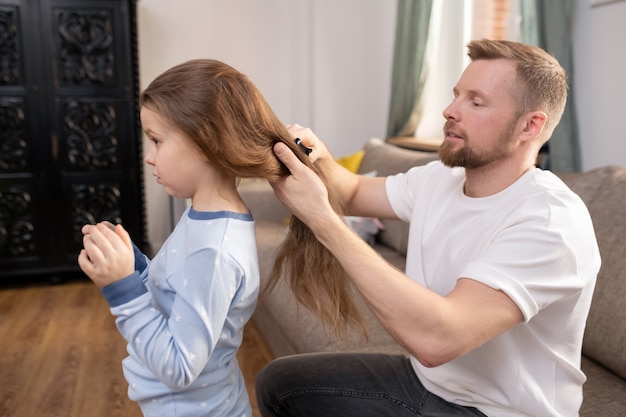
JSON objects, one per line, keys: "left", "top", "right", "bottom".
{"left": 102, "top": 248, "right": 246, "bottom": 389}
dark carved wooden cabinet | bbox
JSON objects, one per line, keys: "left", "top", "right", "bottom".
{"left": 0, "top": 0, "right": 146, "bottom": 282}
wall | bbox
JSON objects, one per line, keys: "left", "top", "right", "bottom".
{"left": 137, "top": 0, "right": 395, "bottom": 250}
{"left": 138, "top": 0, "right": 313, "bottom": 250}
{"left": 137, "top": 0, "right": 626, "bottom": 250}
{"left": 572, "top": 0, "right": 626, "bottom": 171}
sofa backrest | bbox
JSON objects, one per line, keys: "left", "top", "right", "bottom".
{"left": 559, "top": 166, "right": 626, "bottom": 379}
{"left": 359, "top": 138, "right": 439, "bottom": 177}
{"left": 358, "top": 138, "right": 438, "bottom": 255}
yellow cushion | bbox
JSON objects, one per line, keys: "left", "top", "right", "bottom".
{"left": 336, "top": 150, "right": 365, "bottom": 173}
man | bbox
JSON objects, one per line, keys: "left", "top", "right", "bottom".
{"left": 256, "top": 39, "right": 600, "bottom": 417}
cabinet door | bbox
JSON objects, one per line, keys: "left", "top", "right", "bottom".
{"left": 0, "top": 0, "right": 46, "bottom": 274}
{"left": 0, "top": 0, "right": 146, "bottom": 280}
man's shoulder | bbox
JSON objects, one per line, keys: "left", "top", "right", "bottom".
{"left": 529, "top": 169, "right": 584, "bottom": 201}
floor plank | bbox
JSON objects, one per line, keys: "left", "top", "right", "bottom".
{"left": 0, "top": 278, "right": 273, "bottom": 417}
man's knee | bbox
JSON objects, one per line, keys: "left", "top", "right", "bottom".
{"left": 255, "top": 356, "right": 298, "bottom": 416}
{"left": 257, "top": 356, "right": 294, "bottom": 389}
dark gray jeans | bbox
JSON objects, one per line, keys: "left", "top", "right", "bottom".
{"left": 255, "top": 353, "right": 488, "bottom": 417}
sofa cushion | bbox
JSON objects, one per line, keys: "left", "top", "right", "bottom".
{"left": 252, "top": 234, "right": 408, "bottom": 358}
{"left": 559, "top": 166, "right": 626, "bottom": 380}
{"left": 580, "top": 356, "right": 626, "bottom": 417}
{"left": 253, "top": 275, "right": 402, "bottom": 357}
{"left": 336, "top": 150, "right": 365, "bottom": 172}
{"left": 239, "top": 178, "right": 290, "bottom": 224}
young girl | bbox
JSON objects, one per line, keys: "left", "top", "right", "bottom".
{"left": 77, "top": 59, "right": 363, "bottom": 417}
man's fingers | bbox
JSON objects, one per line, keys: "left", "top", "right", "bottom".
{"left": 286, "top": 123, "right": 305, "bottom": 138}
{"left": 273, "top": 142, "right": 303, "bottom": 174}
{"left": 286, "top": 125, "right": 314, "bottom": 146}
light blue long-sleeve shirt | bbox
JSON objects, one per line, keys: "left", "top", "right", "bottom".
{"left": 101, "top": 207, "right": 259, "bottom": 417}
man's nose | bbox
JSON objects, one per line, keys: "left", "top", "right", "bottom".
{"left": 443, "top": 100, "right": 458, "bottom": 121}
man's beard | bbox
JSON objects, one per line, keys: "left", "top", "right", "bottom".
{"left": 438, "top": 119, "right": 517, "bottom": 169}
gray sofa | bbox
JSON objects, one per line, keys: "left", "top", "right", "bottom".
{"left": 239, "top": 138, "right": 626, "bottom": 416}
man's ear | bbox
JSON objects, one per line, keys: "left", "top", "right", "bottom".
{"left": 520, "top": 111, "right": 547, "bottom": 142}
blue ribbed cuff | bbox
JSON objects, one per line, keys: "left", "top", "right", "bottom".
{"left": 133, "top": 243, "right": 148, "bottom": 272}
{"left": 100, "top": 271, "right": 148, "bottom": 307}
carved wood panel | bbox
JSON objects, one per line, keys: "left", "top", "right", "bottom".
{"left": 0, "top": 5, "right": 20, "bottom": 85}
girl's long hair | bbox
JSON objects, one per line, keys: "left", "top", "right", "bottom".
{"left": 140, "top": 59, "right": 365, "bottom": 336}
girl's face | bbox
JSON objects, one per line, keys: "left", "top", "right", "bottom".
{"left": 141, "top": 107, "right": 215, "bottom": 200}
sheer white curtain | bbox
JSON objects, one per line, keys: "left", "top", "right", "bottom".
{"left": 415, "top": 0, "right": 521, "bottom": 139}
{"left": 415, "top": 0, "right": 473, "bottom": 139}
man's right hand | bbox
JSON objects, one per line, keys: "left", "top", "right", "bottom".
{"left": 286, "top": 124, "right": 333, "bottom": 164}
{"left": 270, "top": 141, "right": 336, "bottom": 233}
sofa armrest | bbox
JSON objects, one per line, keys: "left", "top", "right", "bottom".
{"left": 238, "top": 178, "right": 290, "bottom": 224}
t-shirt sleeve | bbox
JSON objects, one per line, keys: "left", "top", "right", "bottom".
{"left": 386, "top": 163, "right": 432, "bottom": 222}
{"left": 461, "top": 193, "right": 598, "bottom": 322}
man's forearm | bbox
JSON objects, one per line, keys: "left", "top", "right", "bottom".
{"left": 310, "top": 212, "right": 454, "bottom": 364}
{"left": 315, "top": 158, "right": 362, "bottom": 211}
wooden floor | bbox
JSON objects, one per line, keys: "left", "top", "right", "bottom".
{"left": 0, "top": 277, "right": 274, "bottom": 417}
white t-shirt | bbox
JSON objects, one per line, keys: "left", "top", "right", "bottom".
{"left": 386, "top": 161, "right": 600, "bottom": 417}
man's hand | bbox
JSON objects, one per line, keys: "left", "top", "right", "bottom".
{"left": 271, "top": 142, "right": 337, "bottom": 232}
{"left": 286, "top": 124, "right": 334, "bottom": 164}
{"left": 78, "top": 222, "right": 135, "bottom": 288}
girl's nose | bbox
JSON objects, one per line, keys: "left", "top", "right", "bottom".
{"left": 144, "top": 149, "right": 155, "bottom": 166}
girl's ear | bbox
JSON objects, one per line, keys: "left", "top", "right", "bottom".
{"left": 520, "top": 111, "right": 547, "bottom": 142}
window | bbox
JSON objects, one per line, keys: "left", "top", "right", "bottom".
{"left": 414, "top": 0, "right": 519, "bottom": 140}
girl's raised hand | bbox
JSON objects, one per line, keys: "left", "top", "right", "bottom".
{"left": 78, "top": 222, "right": 135, "bottom": 288}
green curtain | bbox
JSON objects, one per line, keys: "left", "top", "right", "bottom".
{"left": 385, "top": 0, "right": 433, "bottom": 138}
{"left": 521, "top": 0, "right": 581, "bottom": 172}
